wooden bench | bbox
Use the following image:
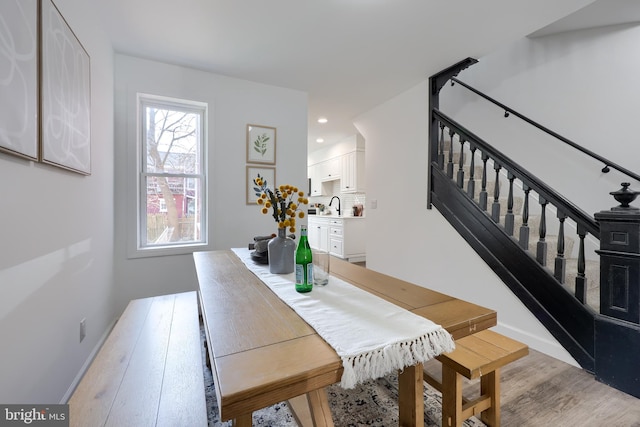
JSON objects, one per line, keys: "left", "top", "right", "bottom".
{"left": 68, "top": 291, "right": 207, "bottom": 427}
{"left": 424, "top": 329, "right": 528, "bottom": 427}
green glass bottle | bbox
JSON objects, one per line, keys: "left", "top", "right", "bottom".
{"left": 295, "top": 225, "right": 313, "bottom": 293}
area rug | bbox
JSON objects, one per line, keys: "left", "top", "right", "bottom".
{"left": 201, "top": 326, "right": 485, "bottom": 427}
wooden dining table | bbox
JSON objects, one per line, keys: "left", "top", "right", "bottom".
{"left": 194, "top": 250, "right": 496, "bottom": 427}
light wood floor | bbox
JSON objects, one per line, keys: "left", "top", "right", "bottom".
{"left": 344, "top": 262, "right": 639, "bottom": 424}
{"left": 424, "top": 348, "right": 640, "bottom": 426}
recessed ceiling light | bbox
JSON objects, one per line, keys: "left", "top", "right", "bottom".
{"left": 317, "top": 117, "right": 328, "bottom": 124}
{"left": 316, "top": 138, "right": 324, "bottom": 143}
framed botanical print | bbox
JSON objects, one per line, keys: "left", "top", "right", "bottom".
{"left": 247, "top": 165, "right": 275, "bottom": 205}
{"left": 246, "top": 124, "right": 276, "bottom": 165}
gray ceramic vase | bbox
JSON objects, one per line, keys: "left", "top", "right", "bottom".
{"left": 268, "top": 228, "right": 295, "bottom": 274}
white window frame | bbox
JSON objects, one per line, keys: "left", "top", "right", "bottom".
{"left": 128, "top": 93, "right": 209, "bottom": 258}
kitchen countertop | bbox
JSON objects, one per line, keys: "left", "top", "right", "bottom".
{"left": 309, "top": 214, "right": 365, "bottom": 219}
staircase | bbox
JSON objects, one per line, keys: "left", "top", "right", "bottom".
{"left": 452, "top": 150, "right": 602, "bottom": 313}
{"left": 428, "top": 58, "right": 640, "bottom": 399}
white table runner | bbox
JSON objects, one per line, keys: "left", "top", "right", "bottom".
{"left": 232, "top": 248, "right": 455, "bottom": 389}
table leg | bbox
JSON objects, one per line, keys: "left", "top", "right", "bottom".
{"left": 441, "top": 365, "right": 462, "bottom": 427}
{"left": 398, "top": 363, "right": 424, "bottom": 427}
{"left": 288, "top": 388, "right": 334, "bottom": 427}
{"left": 307, "top": 388, "right": 335, "bottom": 427}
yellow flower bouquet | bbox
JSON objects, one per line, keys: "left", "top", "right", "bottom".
{"left": 253, "top": 174, "right": 309, "bottom": 233}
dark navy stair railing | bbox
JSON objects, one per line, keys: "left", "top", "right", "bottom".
{"left": 428, "top": 58, "right": 640, "bottom": 398}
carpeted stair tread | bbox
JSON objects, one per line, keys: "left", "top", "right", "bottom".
{"left": 443, "top": 147, "right": 603, "bottom": 314}
{"left": 564, "top": 258, "right": 600, "bottom": 290}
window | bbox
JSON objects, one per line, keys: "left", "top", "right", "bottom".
{"left": 134, "top": 94, "right": 207, "bottom": 256}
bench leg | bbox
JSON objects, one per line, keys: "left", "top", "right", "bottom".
{"left": 398, "top": 363, "right": 424, "bottom": 427}
{"left": 480, "top": 368, "right": 500, "bottom": 427}
{"left": 233, "top": 413, "right": 252, "bottom": 426}
{"left": 441, "top": 365, "right": 463, "bottom": 427}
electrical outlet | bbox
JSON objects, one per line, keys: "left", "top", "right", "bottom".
{"left": 80, "top": 318, "right": 86, "bottom": 343}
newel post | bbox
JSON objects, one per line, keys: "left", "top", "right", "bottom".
{"left": 594, "top": 183, "right": 640, "bottom": 324}
{"left": 594, "top": 183, "right": 640, "bottom": 399}
{"left": 427, "top": 57, "right": 478, "bottom": 209}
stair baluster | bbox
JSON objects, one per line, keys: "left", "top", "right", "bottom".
{"left": 438, "top": 123, "right": 445, "bottom": 169}
{"left": 447, "top": 130, "right": 455, "bottom": 179}
{"left": 467, "top": 145, "right": 476, "bottom": 199}
{"left": 491, "top": 163, "right": 502, "bottom": 223}
{"left": 536, "top": 197, "right": 548, "bottom": 266}
{"left": 479, "top": 153, "right": 489, "bottom": 211}
{"left": 554, "top": 213, "right": 567, "bottom": 284}
{"left": 456, "top": 138, "right": 465, "bottom": 188}
{"left": 504, "top": 173, "right": 515, "bottom": 236}
{"left": 575, "top": 224, "right": 587, "bottom": 304}
{"left": 519, "top": 185, "right": 531, "bottom": 250}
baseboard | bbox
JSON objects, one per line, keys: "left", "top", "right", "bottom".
{"left": 60, "top": 317, "right": 119, "bottom": 404}
{"left": 493, "top": 322, "right": 580, "bottom": 368}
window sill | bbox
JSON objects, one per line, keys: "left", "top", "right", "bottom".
{"left": 127, "top": 242, "right": 211, "bottom": 259}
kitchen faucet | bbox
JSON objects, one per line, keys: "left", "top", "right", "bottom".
{"left": 329, "top": 196, "right": 341, "bottom": 216}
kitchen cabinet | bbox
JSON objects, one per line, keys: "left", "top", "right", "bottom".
{"left": 308, "top": 156, "right": 341, "bottom": 196}
{"left": 308, "top": 133, "right": 365, "bottom": 197}
{"left": 328, "top": 219, "right": 344, "bottom": 258}
{"left": 340, "top": 150, "right": 365, "bottom": 193}
{"left": 308, "top": 216, "right": 329, "bottom": 251}
{"left": 308, "top": 216, "right": 365, "bottom": 262}
{"left": 321, "top": 157, "right": 341, "bottom": 181}
{"left": 308, "top": 165, "right": 324, "bottom": 196}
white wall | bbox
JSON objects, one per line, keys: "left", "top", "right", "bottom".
{"left": 355, "top": 82, "right": 578, "bottom": 366}
{"left": 0, "top": 0, "right": 115, "bottom": 403}
{"left": 441, "top": 23, "right": 640, "bottom": 216}
{"left": 113, "top": 55, "right": 308, "bottom": 312}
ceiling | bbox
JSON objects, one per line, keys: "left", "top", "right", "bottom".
{"left": 529, "top": 0, "right": 640, "bottom": 37}
{"left": 90, "top": 0, "right": 638, "bottom": 153}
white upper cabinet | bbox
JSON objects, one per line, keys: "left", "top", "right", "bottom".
{"left": 340, "top": 150, "right": 365, "bottom": 193}
{"left": 308, "top": 165, "right": 325, "bottom": 196}
{"left": 308, "top": 133, "right": 365, "bottom": 196}
{"left": 321, "top": 157, "right": 341, "bottom": 181}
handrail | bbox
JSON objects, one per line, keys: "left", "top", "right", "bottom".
{"left": 450, "top": 77, "right": 640, "bottom": 184}
{"left": 433, "top": 108, "right": 600, "bottom": 238}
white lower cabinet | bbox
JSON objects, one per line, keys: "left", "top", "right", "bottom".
{"left": 308, "top": 216, "right": 365, "bottom": 262}
{"left": 308, "top": 217, "right": 329, "bottom": 252}
{"left": 329, "top": 237, "right": 344, "bottom": 258}
{"left": 329, "top": 219, "right": 344, "bottom": 257}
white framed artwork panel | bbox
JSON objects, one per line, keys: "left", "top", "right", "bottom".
{"left": 41, "top": 0, "right": 91, "bottom": 175}
{"left": 0, "top": 0, "right": 38, "bottom": 161}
